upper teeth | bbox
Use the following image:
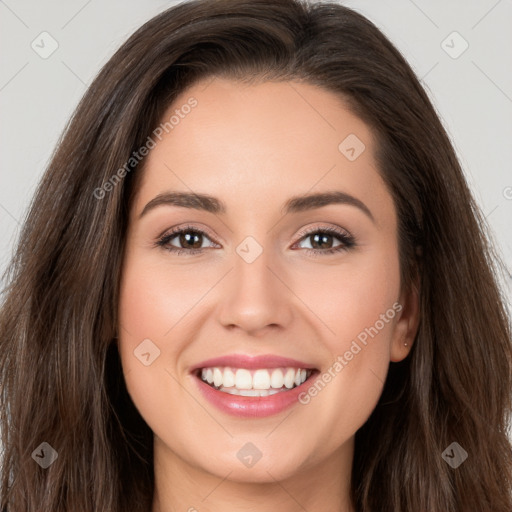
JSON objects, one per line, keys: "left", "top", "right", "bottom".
{"left": 200, "top": 367, "right": 309, "bottom": 391}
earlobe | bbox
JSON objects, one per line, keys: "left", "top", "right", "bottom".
{"left": 390, "top": 279, "right": 420, "bottom": 362}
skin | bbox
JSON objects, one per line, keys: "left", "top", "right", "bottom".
{"left": 117, "top": 77, "right": 420, "bottom": 512}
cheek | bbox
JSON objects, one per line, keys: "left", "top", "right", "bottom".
{"left": 118, "top": 256, "right": 206, "bottom": 340}
{"left": 293, "top": 247, "right": 401, "bottom": 437}
{"left": 116, "top": 255, "right": 186, "bottom": 430}
{"left": 296, "top": 245, "right": 401, "bottom": 354}
{"left": 116, "top": 250, "right": 230, "bottom": 436}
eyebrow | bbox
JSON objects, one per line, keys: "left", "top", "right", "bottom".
{"left": 139, "top": 190, "right": 375, "bottom": 222}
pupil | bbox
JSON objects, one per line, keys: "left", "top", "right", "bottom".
{"left": 312, "top": 233, "right": 332, "bottom": 249}
{"left": 180, "top": 232, "right": 202, "bottom": 249}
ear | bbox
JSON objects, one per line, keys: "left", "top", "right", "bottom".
{"left": 390, "top": 277, "right": 420, "bottom": 362}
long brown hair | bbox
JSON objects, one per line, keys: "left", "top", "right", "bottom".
{"left": 1, "top": 0, "right": 511, "bottom": 510}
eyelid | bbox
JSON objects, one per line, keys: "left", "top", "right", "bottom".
{"left": 158, "top": 223, "right": 220, "bottom": 244}
{"left": 294, "top": 224, "right": 352, "bottom": 241}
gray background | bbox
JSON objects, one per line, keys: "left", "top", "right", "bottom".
{"left": 1, "top": 0, "right": 511, "bottom": 300}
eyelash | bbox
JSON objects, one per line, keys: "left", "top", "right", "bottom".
{"left": 155, "top": 224, "right": 356, "bottom": 257}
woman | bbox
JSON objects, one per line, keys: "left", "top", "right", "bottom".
{"left": 1, "top": 0, "right": 511, "bottom": 510}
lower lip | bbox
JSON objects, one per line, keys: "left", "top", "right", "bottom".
{"left": 194, "top": 373, "right": 317, "bottom": 418}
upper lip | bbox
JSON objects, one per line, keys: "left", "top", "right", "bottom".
{"left": 190, "top": 354, "right": 318, "bottom": 372}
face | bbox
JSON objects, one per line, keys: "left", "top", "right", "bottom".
{"left": 117, "top": 77, "right": 418, "bottom": 484}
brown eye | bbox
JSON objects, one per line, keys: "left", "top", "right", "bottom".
{"left": 156, "top": 226, "right": 218, "bottom": 254}
{"left": 176, "top": 231, "right": 204, "bottom": 249}
{"left": 307, "top": 232, "right": 338, "bottom": 250}
{"left": 294, "top": 227, "right": 355, "bottom": 255}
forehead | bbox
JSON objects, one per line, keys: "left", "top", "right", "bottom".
{"left": 133, "top": 78, "right": 393, "bottom": 222}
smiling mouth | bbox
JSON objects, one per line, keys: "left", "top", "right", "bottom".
{"left": 195, "top": 366, "right": 318, "bottom": 396}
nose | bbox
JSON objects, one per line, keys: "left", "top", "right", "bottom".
{"left": 217, "top": 244, "right": 294, "bottom": 336}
